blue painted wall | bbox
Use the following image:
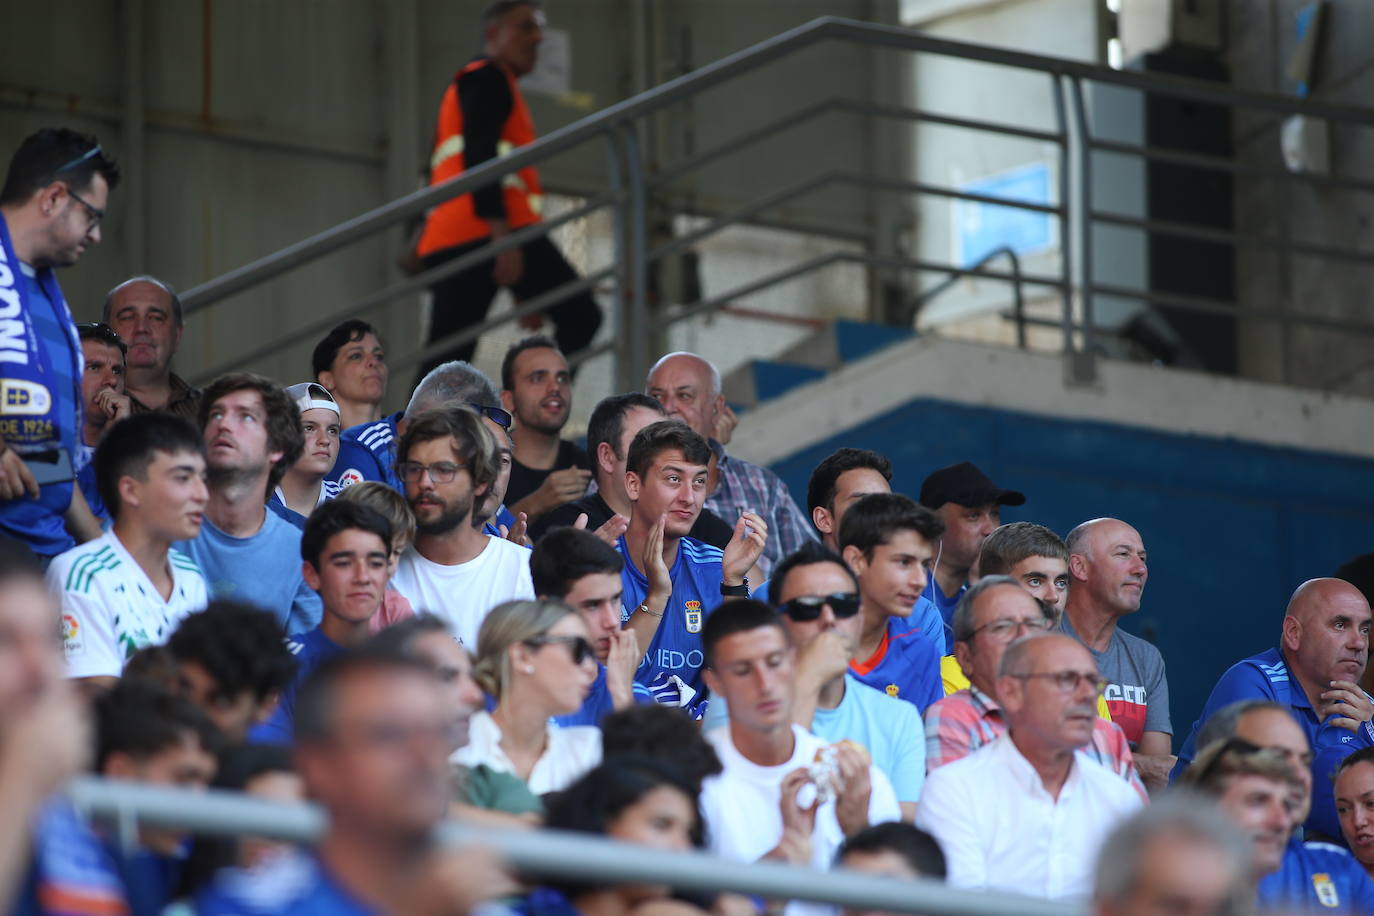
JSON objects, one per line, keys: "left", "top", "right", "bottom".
{"left": 768, "top": 397, "right": 1374, "bottom": 748}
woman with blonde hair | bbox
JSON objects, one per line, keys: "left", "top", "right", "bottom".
{"left": 456, "top": 598, "right": 602, "bottom": 794}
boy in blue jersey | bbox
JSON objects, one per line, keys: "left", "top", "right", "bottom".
{"left": 838, "top": 493, "right": 944, "bottom": 714}
{"left": 0, "top": 129, "right": 120, "bottom": 558}
{"left": 531, "top": 527, "right": 650, "bottom": 725}
{"left": 802, "top": 447, "right": 942, "bottom": 649}
{"left": 197, "top": 651, "right": 511, "bottom": 914}
{"left": 92, "top": 680, "right": 219, "bottom": 914}
{"left": 617, "top": 420, "right": 767, "bottom": 713}
{"left": 249, "top": 500, "right": 393, "bottom": 745}
{"left": 918, "top": 462, "right": 1025, "bottom": 652}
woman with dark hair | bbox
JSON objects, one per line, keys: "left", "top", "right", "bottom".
{"left": 519, "top": 756, "right": 705, "bottom": 916}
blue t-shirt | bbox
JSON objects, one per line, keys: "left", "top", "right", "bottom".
{"left": 103, "top": 840, "right": 183, "bottom": 916}
{"left": 329, "top": 413, "right": 402, "bottom": 492}
{"left": 175, "top": 512, "right": 322, "bottom": 634}
{"left": 513, "top": 887, "right": 582, "bottom": 916}
{"left": 921, "top": 577, "right": 965, "bottom": 654}
{"left": 249, "top": 626, "right": 344, "bottom": 745}
{"left": 481, "top": 505, "right": 521, "bottom": 540}
{"left": 12, "top": 799, "right": 128, "bottom": 916}
{"left": 1171, "top": 647, "right": 1374, "bottom": 842}
{"left": 75, "top": 444, "right": 110, "bottom": 527}
{"left": 814, "top": 673, "right": 927, "bottom": 804}
{"left": 849, "top": 616, "right": 943, "bottom": 715}
{"left": 1259, "top": 836, "right": 1374, "bottom": 913}
{"left": 196, "top": 850, "right": 376, "bottom": 916}
{"left": 617, "top": 534, "right": 724, "bottom": 702}
{"left": 0, "top": 267, "right": 80, "bottom": 557}
{"left": 553, "top": 663, "right": 652, "bottom": 728}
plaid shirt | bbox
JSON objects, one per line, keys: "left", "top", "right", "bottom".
{"left": 924, "top": 684, "right": 1148, "bottom": 800}
{"left": 705, "top": 440, "right": 815, "bottom": 579}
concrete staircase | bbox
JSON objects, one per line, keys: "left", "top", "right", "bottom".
{"left": 720, "top": 318, "right": 915, "bottom": 410}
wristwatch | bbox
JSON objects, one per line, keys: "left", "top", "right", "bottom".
{"left": 720, "top": 578, "right": 750, "bottom": 597}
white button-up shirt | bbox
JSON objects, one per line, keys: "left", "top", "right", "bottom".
{"left": 914, "top": 732, "right": 1143, "bottom": 900}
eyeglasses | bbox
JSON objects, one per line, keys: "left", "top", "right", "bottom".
{"left": 969, "top": 615, "right": 1056, "bottom": 641}
{"left": 468, "top": 403, "right": 513, "bottom": 430}
{"left": 397, "top": 460, "right": 465, "bottom": 484}
{"left": 524, "top": 634, "right": 595, "bottom": 666}
{"left": 64, "top": 185, "right": 105, "bottom": 230}
{"left": 778, "top": 593, "right": 861, "bottom": 622}
{"left": 75, "top": 322, "right": 126, "bottom": 352}
{"left": 53, "top": 144, "right": 103, "bottom": 175}
{"left": 1009, "top": 669, "right": 1109, "bottom": 695}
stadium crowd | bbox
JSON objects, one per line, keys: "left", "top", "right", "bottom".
{"left": 5, "top": 4, "right": 1374, "bottom": 916}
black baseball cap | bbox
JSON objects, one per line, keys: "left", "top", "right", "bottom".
{"left": 919, "top": 461, "right": 1025, "bottom": 510}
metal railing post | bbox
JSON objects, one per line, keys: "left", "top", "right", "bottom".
{"left": 603, "top": 129, "right": 631, "bottom": 391}
{"left": 1051, "top": 74, "right": 1074, "bottom": 359}
{"left": 1065, "top": 75, "right": 1098, "bottom": 384}
{"left": 621, "top": 122, "right": 651, "bottom": 390}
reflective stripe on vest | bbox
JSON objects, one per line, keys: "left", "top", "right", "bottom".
{"left": 415, "top": 59, "right": 544, "bottom": 257}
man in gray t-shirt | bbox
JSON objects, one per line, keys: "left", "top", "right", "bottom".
{"left": 1061, "top": 517, "right": 1174, "bottom": 791}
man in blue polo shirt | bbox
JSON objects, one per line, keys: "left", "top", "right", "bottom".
{"left": 617, "top": 419, "right": 766, "bottom": 715}
{"left": 249, "top": 500, "right": 393, "bottom": 744}
{"left": 0, "top": 129, "right": 120, "bottom": 560}
{"left": 917, "top": 461, "right": 1025, "bottom": 653}
{"left": 531, "top": 526, "right": 651, "bottom": 725}
{"left": 838, "top": 492, "right": 944, "bottom": 714}
{"left": 1174, "top": 578, "right": 1374, "bottom": 844}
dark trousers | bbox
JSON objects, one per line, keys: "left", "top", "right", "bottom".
{"left": 418, "top": 234, "right": 603, "bottom": 382}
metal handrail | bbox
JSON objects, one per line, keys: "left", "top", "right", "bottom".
{"left": 902, "top": 247, "right": 1030, "bottom": 348}
{"left": 69, "top": 777, "right": 1080, "bottom": 916}
{"left": 180, "top": 14, "right": 1374, "bottom": 391}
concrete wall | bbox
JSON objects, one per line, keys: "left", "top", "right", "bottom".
{"left": 903, "top": 0, "right": 1102, "bottom": 346}
{"left": 1222, "top": 0, "right": 1374, "bottom": 396}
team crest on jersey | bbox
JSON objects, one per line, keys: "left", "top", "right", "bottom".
{"left": 1312, "top": 873, "right": 1339, "bottom": 908}
{"left": 684, "top": 601, "right": 702, "bottom": 633}
{"left": 338, "top": 468, "right": 366, "bottom": 487}
{"left": 62, "top": 614, "right": 84, "bottom": 657}
{"left": 885, "top": 684, "right": 899, "bottom": 697}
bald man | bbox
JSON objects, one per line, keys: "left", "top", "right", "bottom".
{"left": 646, "top": 351, "right": 813, "bottom": 578}
{"left": 101, "top": 275, "right": 201, "bottom": 421}
{"left": 1174, "top": 578, "right": 1374, "bottom": 842}
{"left": 1061, "top": 518, "right": 1172, "bottom": 791}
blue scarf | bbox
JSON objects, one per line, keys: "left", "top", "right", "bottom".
{"left": 0, "top": 212, "right": 82, "bottom": 455}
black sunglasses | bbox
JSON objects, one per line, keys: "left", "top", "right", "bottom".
{"left": 778, "top": 593, "right": 861, "bottom": 622}
{"left": 76, "top": 322, "right": 127, "bottom": 353}
{"left": 468, "top": 402, "right": 513, "bottom": 430}
{"left": 524, "top": 634, "right": 595, "bottom": 666}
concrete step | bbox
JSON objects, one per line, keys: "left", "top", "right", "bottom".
{"left": 721, "top": 319, "right": 915, "bottom": 408}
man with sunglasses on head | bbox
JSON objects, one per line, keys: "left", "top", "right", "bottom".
{"left": 923, "top": 576, "right": 1145, "bottom": 797}
{"left": 74, "top": 321, "right": 131, "bottom": 524}
{"left": 916, "top": 631, "right": 1143, "bottom": 900}
{"left": 250, "top": 499, "right": 394, "bottom": 745}
{"left": 391, "top": 407, "right": 533, "bottom": 650}
{"left": 0, "top": 129, "right": 120, "bottom": 560}
{"left": 1186, "top": 698, "right": 1374, "bottom": 913}
{"left": 772, "top": 541, "right": 926, "bottom": 821}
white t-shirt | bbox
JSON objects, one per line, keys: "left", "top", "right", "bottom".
{"left": 391, "top": 537, "right": 534, "bottom": 650}
{"left": 452, "top": 710, "right": 602, "bottom": 795}
{"left": 48, "top": 530, "right": 209, "bottom": 679}
{"left": 701, "top": 724, "right": 902, "bottom": 916}
{"left": 914, "top": 732, "right": 1144, "bottom": 900}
